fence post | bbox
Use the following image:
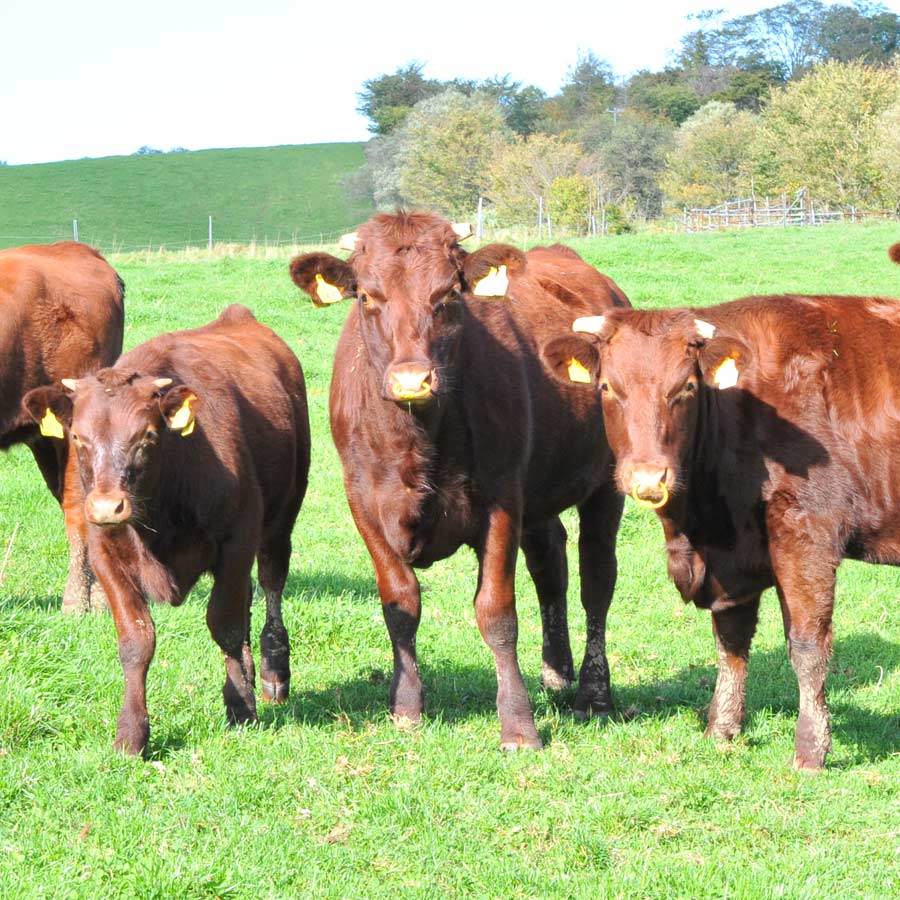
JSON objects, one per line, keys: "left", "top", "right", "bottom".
{"left": 208, "top": 215, "right": 213, "bottom": 250}
{"left": 476, "top": 196, "right": 484, "bottom": 240}
{"left": 72, "top": 219, "right": 78, "bottom": 242}
{"left": 538, "top": 196, "right": 543, "bottom": 240}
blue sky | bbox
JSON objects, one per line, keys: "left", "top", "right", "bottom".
{"left": 4, "top": 0, "right": 896, "bottom": 165}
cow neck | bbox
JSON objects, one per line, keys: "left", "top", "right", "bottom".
{"left": 661, "top": 385, "right": 729, "bottom": 539}
{"left": 88, "top": 519, "right": 179, "bottom": 605}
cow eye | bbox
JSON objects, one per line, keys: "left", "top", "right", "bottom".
{"left": 599, "top": 382, "right": 610, "bottom": 393}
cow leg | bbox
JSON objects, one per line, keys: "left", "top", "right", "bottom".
{"left": 705, "top": 595, "right": 760, "bottom": 740}
{"left": 208, "top": 548, "right": 257, "bottom": 727}
{"left": 521, "top": 518, "right": 574, "bottom": 691}
{"left": 60, "top": 448, "right": 107, "bottom": 614}
{"left": 574, "top": 481, "right": 624, "bottom": 717}
{"left": 476, "top": 505, "right": 541, "bottom": 750}
{"left": 773, "top": 578, "right": 834, "bottom": 771}
{"left": 350, "top": 506, "right": 424, "bottom": 723}
{"left": 768, "top": 517, "right": 837, "bottom": 770}
{"left": 89, "top": 543, "right": 155, "bottom": 755}
{"left": 29, "top": 436, "right": 107, "bottom": 614}
{"left": 257, "top": 533, "right": 292, "bottom": 703}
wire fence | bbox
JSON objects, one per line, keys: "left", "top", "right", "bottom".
{"left": 2, "top": 196, "right": 897, "bottom": 256}
{"left": 0, "top": 222, "right": 359, "bottom": 254}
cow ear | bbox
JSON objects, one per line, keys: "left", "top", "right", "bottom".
{"left": 542, "top": 335, "right": 601, "bottom": 386}
{"left": 289, "top": 253, "right": 357, "bottom": 307}
{"left": 160, "top": 385, "right": 201, "bottom": 437}
{"left": 697, "top": 336, "right": 752, "bottom": 390}
{"left": 22, "top": 386, "right": 73, "bottom": 439}
{"left": 461, "top": 244, "right": 527, "bottom": 299}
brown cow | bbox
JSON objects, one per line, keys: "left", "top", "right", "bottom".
{"left": 1, "top": 241, "right": 124, "bottom": 612}
{"left": 290, "top": 212, "right": 629, "bottom": 750}
{"left": 543, "top": 246, "right": 900, "bottom": 769}
{"left": 23, "top": 305, "right": 310, "bottom": 754}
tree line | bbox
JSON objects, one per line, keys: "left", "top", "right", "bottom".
{"left": 345, "top": 0, "right": 900, "bottom": 232}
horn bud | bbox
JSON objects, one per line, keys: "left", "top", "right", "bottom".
{"left": 61, "top": 378, "right": 79, "bottom": 391}
{"left": 153, "top": 378, "right": 173, "bottom": 389}
{"left": 338, "top": 232, "right": 358, "bottom": 252}
{"left": 572, "top": 316, "right": 607, "bottom": 335}
{"left": 694, "top": 319, "right": 717, "bottom": 340}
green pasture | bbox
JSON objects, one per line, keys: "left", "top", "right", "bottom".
{"left": 0, "top": 144, "right": 371, "bottom": 251}
{"left": 1, "top": 221, "right": 899, "bottom": 899}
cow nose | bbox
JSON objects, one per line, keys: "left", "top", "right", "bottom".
{"left": 386, "top": 364, "right": 434, "bottom": 402}
{"left": 85, "top": 490, "right": 132, "bottom": 526}
{"left": 626, "top": 465, "right": 670, "bottom": 509}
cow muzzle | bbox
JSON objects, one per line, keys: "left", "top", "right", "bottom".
{"left": 625, "top": 466, "right": 671, "bottom": 510}
{"left": 85, "top": 490, "right": 133, "bottom": 526}
{"left": 385, "top": 364, "right": 436, "bottom": 404}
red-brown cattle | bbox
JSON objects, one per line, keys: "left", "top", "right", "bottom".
{"left": 290, "top": 212, "right": 629, "bottom": 749}
{"left": 543, "top": 245, "right": 900, "bottom": 769}
{"left": 23, "top": 305, "right": 310, "bottom": 754}
{"left": 2, "top": 241, "right": 124, "bottom": 612}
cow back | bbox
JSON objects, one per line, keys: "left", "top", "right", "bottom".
{"left": 0, "top": 242, "right": 124, "bottom": 445}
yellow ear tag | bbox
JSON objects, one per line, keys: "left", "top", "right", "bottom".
{"left": 713, "top": 357, "right": 739, "bottom": 389}
{"left": 315, "top": 273, "right": 345, "bottom": 305}
{"left": 567, "top": 358, "right": 592, "bottom": 384}
{"left": 473, "top": 264, "right": 509, "bottom": 298}
{"left": 39, "top": 408, "right": 65, "bottom": 439}
{"left": 168, "top": 395, "right": 197, "bottom": 436}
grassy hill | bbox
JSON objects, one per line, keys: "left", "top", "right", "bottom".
{"left": 1, "top": 222, "right": 899, "bottom": 899}
{"left": 0, "top": 143, "right": 372, "bottom": 251}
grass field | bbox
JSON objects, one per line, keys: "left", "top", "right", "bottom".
{"left": 0, "top": 144, "right": 372, "bottom": 251}
{"left": 1, "top": 221, "right": 899, "bottom": 899}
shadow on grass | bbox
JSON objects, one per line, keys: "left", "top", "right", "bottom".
{"left": 589, "top": 630, "right": 900, "bottom": 764}
{"left": 282, "top": 569, "right": 376, "bottom": 604}
{"left": 259, "top": 657, "right": 503, "bottom": 733}
{"left": 0, "top": 592, "right": 64, "bottom": 613}
{"left": 0, "top": 565, "right": 377, "bottom": 614}
{"left": 255, "top": 630, "right": 900, "bottom": 763}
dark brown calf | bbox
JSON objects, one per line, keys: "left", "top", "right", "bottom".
{"left": 291, "top": 212, "right": 629, "bottom": 749}
{"left": 1, "top": 242, "right": 124, "bottom": 612}
{"left": 23, "top": 305, "right": 310, "bottom": 754}
{"left": 544, "top": 248, "right": 900, "bottom": 768}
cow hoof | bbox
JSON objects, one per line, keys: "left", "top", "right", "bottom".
{"left": 704, "top": 723, "right": 740, "bottom": 741}
{"left": 88, "top": 581, "right": 109, "bottom": 613}
{"left": 226, "top": 706, "right": 258, "bottom": 727}
{"left": 500, "top": 735, "right": 544, "bottom": 752}
{"left": 60, "top": 599, "right": 89, "bottom": 616}
{"left": 541, "top": 664, "right": 573, "bottom": 692}
{"left": 261, "top": 678, "right": 289, "bottom": 703}
{"left": 791, "top": 753, "right": 824, "bottom": 773}
{"left": 114, "top": 725, "right": 149, "bottom": 757}
{"left": 573, "top": 690, "right": 612, "bottom": 720}
{"left": 390, "top": 713, "right": 421, "bottom": 731}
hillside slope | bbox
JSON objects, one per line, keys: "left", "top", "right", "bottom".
{"left": 0, "top": 143, "right": 372, "bottom": 250}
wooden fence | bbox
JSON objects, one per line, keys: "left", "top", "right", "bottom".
{"left": 683, "top": 187, "right": 892, "bottom": 232}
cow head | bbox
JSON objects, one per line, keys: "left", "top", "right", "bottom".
{"left": 23, "top": 370, "right": 200, "bottom": 527}
{"left": 289, "top": 212, "right": 525, "bottom": 407}
{"left": 542, "top": 309, "right": 750, "bottom": 510}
